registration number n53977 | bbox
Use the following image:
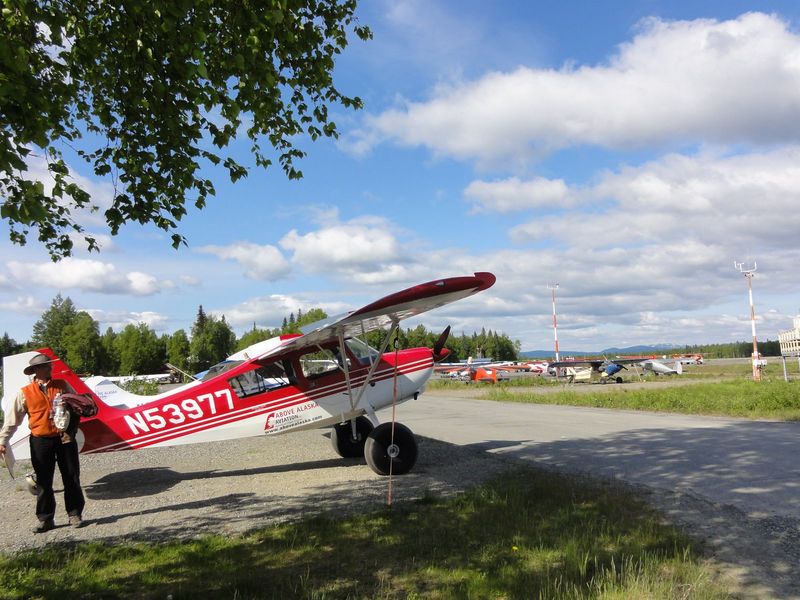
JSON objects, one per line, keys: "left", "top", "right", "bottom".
{"left": 123, "top": 389, "right": 234, "bottom": 436}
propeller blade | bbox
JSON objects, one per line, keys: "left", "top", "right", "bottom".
{"left": 433, "top": 325, "right": 451, "bottom": 362}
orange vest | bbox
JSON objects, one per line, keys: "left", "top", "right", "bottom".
{"left": 22, "top": 379, "right": 69, "bottom": 438}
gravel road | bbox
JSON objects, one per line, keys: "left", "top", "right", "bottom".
{"left": 0, "top": 430, "right": 511, "bottom": 555}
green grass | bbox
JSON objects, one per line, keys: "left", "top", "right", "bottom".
{"left": 486, "top": 379, "right": 800, "bottom": 420}
{"left": 0, "top": 470, "right": 729, "bottom": 599}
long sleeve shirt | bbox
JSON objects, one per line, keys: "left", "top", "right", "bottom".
{"left": 0, "top": 379, "right": 74, "bottom": 447}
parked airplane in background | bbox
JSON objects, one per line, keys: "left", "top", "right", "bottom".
{"left": 641, "top": 359, "right": 683, "bottom": 376}
{"left": 2, "top": 273, "right": 496, "bottom": 477}
{"left": 672, "top": 353, "right": 704, "bottom": 365}
{"left": 548, "top": 357, "right": 644, "bottom": 383}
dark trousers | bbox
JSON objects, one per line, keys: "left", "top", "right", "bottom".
{"left": 29, "top": 435, "right": 85, "bottom": 522}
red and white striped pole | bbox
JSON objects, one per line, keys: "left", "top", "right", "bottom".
{"left": 734, "top": 261, "right": 761, "bottom": 382}
{"left": 548, "top": 283, "right": 560, "bottom": 376}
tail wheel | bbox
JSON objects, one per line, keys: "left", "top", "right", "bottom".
{"left": 365, "top": 422, "right": 418, "bottom": 476}
{"left": 331, "top": 416, "right": 374, "bottom": 458}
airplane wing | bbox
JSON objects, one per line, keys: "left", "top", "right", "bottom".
{"left": 548, "top": 359, "right": 605, "bottom": 369}
{"left": 252, "top": 272, "right": 496, "bottom": 361}
{"left": 549, "top": 357, "right": 644, "bottom": 369}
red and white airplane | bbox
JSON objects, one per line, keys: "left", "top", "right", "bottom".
{"left": 2, "top": 273, "right": 495, "bottom": 477}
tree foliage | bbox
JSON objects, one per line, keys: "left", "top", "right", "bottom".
{"left": 61, "top": 311, "right": 103, "bottom": 373}
{"left": 166, "top": 329, "right": 191, "bottom": 371}
{"left": 0, "top": 333, "right": 21, "bottom": 357}
{"left": 1, "top": 0, "right": 371, "bottom": 258}
{"left": 115, "top": 323, "right": 166, "bottom": 374}
{"left": 30, "top": 293, "right": 78, "bottom": 357}
{"left": 189, "top": 309, "right": 235, "bottom": 371}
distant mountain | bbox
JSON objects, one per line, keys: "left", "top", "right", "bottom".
{"left": 600, "top": 344, "right": 677, "bottom": 355}
{"left": 519, "top": 350, "right": 597, "bottom": 359}
{"left": 520, "top": 344, "right": 678, "bottom": 359}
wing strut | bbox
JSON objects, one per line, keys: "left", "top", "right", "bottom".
{"left": 387, "top": 332, "right": 401, "bottom": 507}
{"left": 337, "top": 320, "right": 400, "bottom": 437}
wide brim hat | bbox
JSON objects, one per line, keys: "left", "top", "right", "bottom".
{"left": 24, "top": 353, "right": 56, "bottom": 375}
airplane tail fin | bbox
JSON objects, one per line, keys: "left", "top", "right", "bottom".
{"left": 35, "top": 348, "right": 102, "bottom": 399}
{"left": 675, "top": 361, "right": 683, "bottom": 375}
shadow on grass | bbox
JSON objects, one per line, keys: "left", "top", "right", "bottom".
{"left": 0, "top": 468, "right": 722, "bottom": 600}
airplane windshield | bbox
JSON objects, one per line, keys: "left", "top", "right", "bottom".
{"left": 228, "top": 362, "right": 291, "bottom": 398}
{"left": 345, "top": 337, "right": 380, "bottom": 364}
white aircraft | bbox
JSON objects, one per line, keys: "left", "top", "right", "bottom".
{"left": 640, "top": 359, "right": 683, "bottom": 376}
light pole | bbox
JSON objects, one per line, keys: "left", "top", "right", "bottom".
{"left": 734, "top": 261, "right": 762, "bottom": 381}
{"left": 547, "top": 283, "right": 561, "bottom": 370}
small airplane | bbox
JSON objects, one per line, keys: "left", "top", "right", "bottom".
{"left": 671, "top": 353, "right": 704, "bottom": 365}
{"left": 2, "top": 272, "right": 496, "bottom": 477}
{"left": 641, "top": 359, "right": 683, "bottom": 376}
{"left": 548, "top": 357, "right": 645, "bottom": 384}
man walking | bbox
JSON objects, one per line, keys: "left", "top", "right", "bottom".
{"left": 0, "top": 353, "right": 85, "bottom": 533}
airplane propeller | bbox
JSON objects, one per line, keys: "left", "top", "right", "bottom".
{"left": 432, "top": 325, "right": 451, "bottom": 362}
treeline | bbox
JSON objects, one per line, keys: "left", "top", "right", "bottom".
{"left": 361, "top": 325, "right": 519, "bottom": 363}
{"left": 0, "top": 295, "right": 520, "bottom": 377}
{"left": 666, "top": 340, "right": 782, "bottom": 358}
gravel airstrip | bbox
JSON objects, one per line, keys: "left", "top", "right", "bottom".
{"left": 0, "top": 428, "right": 511, "bottom": 554}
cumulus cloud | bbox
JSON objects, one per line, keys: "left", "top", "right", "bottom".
{"left": 196, "top": 243, "right": 291, "bottom": 281}
{"left": 348, "top": 13, "right": 800, "bottom": 162}
{"left": 85, "top": 309, "right": 170, "bottom": 332}
{"left": 279, "top": 216, "right": 424, "bottom": 284}
{"left": 5, "top": 258, "right": 170, "bottom": 296}
{"left": 215, "top": 294, "right": 351, "bottom": 330}
{"left": 0, "top": 295, "right": 46, "bottom": 315}
{"left": 465, "top": 176, "right": 575, "bottom": 212}
{"left": 510, "top": 148, "right": 800, "bottom": 252}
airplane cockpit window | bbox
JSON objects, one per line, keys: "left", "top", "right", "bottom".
{"left": 345, "top": 337, "right": 380, "bottom": 365}
{"left": 300, "top": 348, "right": 344, "bottom": 378}
{"left": 228, "top": 362, "right": 290, "bottom": 398}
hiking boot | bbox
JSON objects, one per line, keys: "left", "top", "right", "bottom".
{"left": 68, "top": 515, "right": 84, "bottom": 528}
{"left": 32, "top": 519, "right": 54, "bottom": 534}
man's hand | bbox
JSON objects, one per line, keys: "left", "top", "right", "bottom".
{"left": 0, "top": 444, "right": 5, "bottom": 456}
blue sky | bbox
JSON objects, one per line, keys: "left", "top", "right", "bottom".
{"left": 3, "top": 0, "right": 800, "bottom": 352}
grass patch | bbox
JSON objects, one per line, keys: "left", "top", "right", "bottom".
{"left": 486, "top": 379, "right": 800, "bottom": 420}
{"left": 0, "top": 470, "right": 729, "bottom": 599}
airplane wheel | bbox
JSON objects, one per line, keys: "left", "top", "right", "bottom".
{"left": 365, "top": 422, "right": 418, "bottom": 476}
{"left": 331, "top": 416, "right": 373, "bottom": 458}
{"left": 615, "top": 376, "right": 623, "bottom": 384}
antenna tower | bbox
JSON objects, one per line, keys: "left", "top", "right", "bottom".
{"left": 547, "top": 283, "right": 560, "bottom": 363}
{"left": 734, "top": 260, "right": 762, "bottom": 381}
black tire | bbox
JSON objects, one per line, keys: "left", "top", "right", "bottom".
{"left": 615, "top": 376, "right": 623, "bottom": 384}
{"left": 365, "top": 422, "right": 418, "bottom": 476}
{"left": 331, "top": 416, "right": 374, "bottom": 458}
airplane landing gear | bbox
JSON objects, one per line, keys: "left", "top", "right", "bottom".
{"left": 365, "top": 422, "right": 418, "bottom": 476}
{"left": 331, "top": 416, "right": 374, "bottom": 458}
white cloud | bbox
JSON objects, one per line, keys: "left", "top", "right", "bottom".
{"left": 465, "top": 176, "right": 575, "bottom": 212}
{"left": 215, "top": 294, "right": 351, "bottom": 330}
{"left": 510, "top": 148, "right": 800, "bottom": 252}
{"left": 279, "top": 216, "right": 421, "bottom": 284}
{"left": 349, "top": 13, "right": 800, "bottom": 162}
{"left": 85, "top": 309, "right": 170, "bottom": 332}
{"left": 0, "top": 295, "right": 46, "bottom": 316}
{"left": 196, "top": 243, "right": 291, "bottom": 281}
{"left": 6, "top": 258, "right": 169, "bottom": 296}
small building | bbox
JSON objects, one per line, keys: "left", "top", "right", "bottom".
{"left": 778, "top": 315, "right": 800, "bottom": 357}
{"left": 777, "top": 314, "right": 800, "bottom": 380}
